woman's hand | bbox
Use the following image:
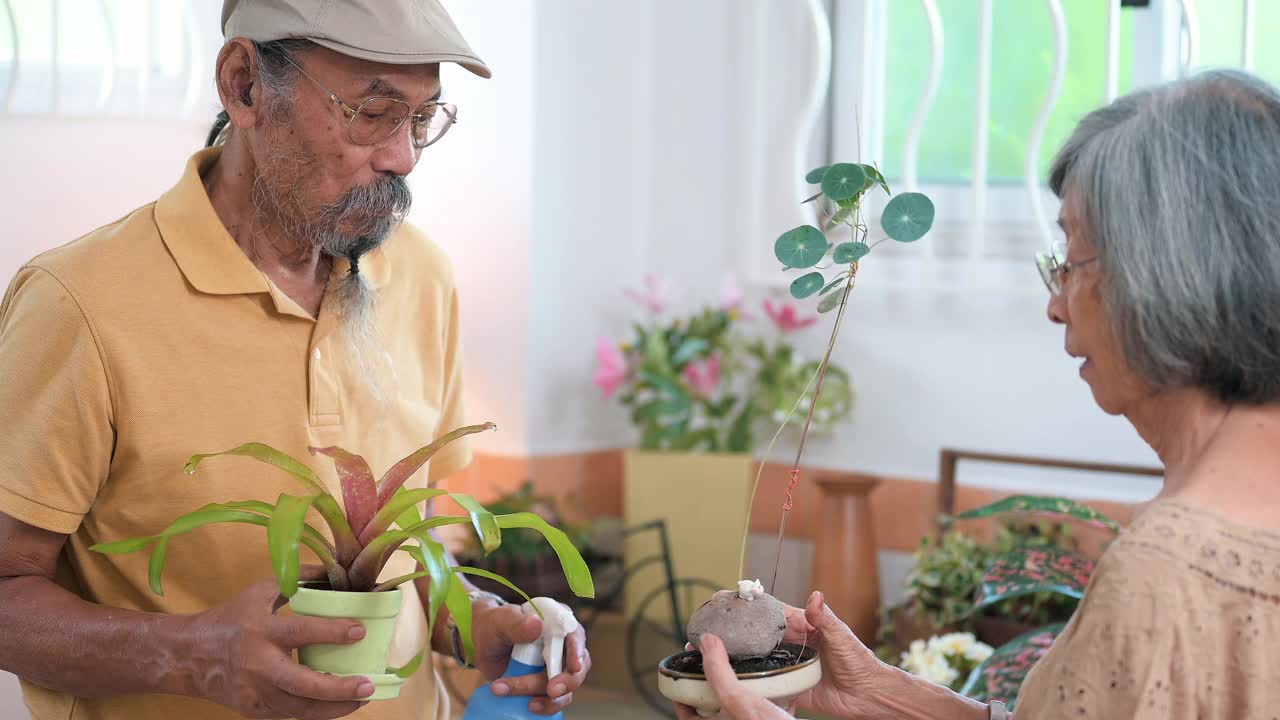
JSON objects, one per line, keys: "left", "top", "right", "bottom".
{"left": 673, "top": 634, "right": 798, "bottom": 720}
{"left": 792, "top": 591, "right": 889, "bottom": 719}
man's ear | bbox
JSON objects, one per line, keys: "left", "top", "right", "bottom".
{"left": 215, "top": 38, "right": 262, "bottom": 130}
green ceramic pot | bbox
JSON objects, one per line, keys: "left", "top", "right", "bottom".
{"left": 289, "top": 584, "right": 407, "bottom": 698}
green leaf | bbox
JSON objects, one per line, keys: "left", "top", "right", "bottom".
{"left": 953, "top": 495, "right": 1121, "bottom": 533}
{"left": 774, "top": 225, "right": 828, "bottom": 269}
{"left": 672, "top": 428, "right": 718, "bottom": 452}
{"left": 671, "top": 338, "right": 710, "bottom": 366}
{"left": 789, "top": 272, "right": 826, "bottom": 300}
{"left": 148, "top": 537, "right": 169, "bottom": 596}
{"left": 832, "top": 242, "right": 871, "bottom": 264}
{"left": 268, "top": 494, "right": 319, "bottom": 598}
{"left": 726, "top": 402, "right": 754, "bottom": 453}
{"left": 819, "top": 274, "right": 849, "bottom": 295}
{"left": 818, "top": 289, "right": 845, "bottom": 314}
{"left": 973, "top": 548, "right": 1094, "bottom": 611}
{"left": 960, "top": 623, "right": 1067, "bottom": 708}
{"left": 862, "top": 163, "right": 890, "bottom": 195}
{"left": 496, "top": 512, "right": 595, "bottom": 598}
{"left": 444, "top": 572, "right": 474, "bottom": 665}
{"left": 448, "top": 493, "right": 502, "bottom": 554}
{"left": 183, "top": 442, "right": 359, "bottom": 564}
{"left": 452, "top": 567, "right": 538, "bottom": 610}
{"left": 361, "top": 487, "right": 449, "bottom": 544}
{"left": 820, "top": 163, "right": 867, "bottom": 202}
{"left": 186, "top": 443, "right": 328, "bottom": 497}
{"left": 804, "top": 165, "right": 830, "bottom": 184}
{"left": 406, "top": 533, "right": 452, "bottom": 644}
{"left": 92, "top": 536, "right": 158, "bottom": 554}
{"left": 881, "top": 192, "right": 935, "bottom": 242}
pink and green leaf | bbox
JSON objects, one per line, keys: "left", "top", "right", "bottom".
{"left": 960, "top": 623, "right": 1066, "bottom": 708}
{"left": 359, "top": 487, "right": 449, "bottom": 546}
{"left": 309, "top": 446, "right": 378, "bottom": 542}
{"left": 974, "top": 548, "right": 1094, "bottom": 611}
{"left": 375, "top": 422, "right": 497, "bottom": 505}
{"left": 953, "top": 495, "right": 1121, "bottom": 533}
{"left": 496, "top": 512, "right": 595, "bottom": 598}
{"left": 347, "top": 517, "right": 473, "bottom": 590}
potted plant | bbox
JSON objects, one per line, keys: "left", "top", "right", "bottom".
{"left": 90, "top": 422, "right": 596, "bottom": 700}
{"left": 597, "top": 276, "right": 856, "bottom": 617}
{"left": 954, "top": 496, "right": 1120, "bottom": 710}
{"left": 657, "top": 159, "right": 937, "bottom": 715}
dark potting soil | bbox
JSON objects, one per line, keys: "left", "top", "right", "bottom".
{"left": 666, "top": 644, "right": 816, "bottom": 675}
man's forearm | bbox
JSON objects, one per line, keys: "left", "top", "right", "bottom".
{"left": 0, "top": 575, "right": 197, "bottom": 698}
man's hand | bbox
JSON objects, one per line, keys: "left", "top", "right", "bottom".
{"left": 674, "top": 634, "right": 797, "bottom": 720}
{"left": 470, "top": 601, "right": 592, "bottom": 717}
{"left": 184, "top": 570, "right": 374, "bottom": 720}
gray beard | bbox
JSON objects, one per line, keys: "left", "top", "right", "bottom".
{"left": 249, "top": 156, "right": 413, "bottom": 402}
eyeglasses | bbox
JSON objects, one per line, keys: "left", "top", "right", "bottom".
{"left": 281, "top": 55, "right": 458, "bottom": 150}
{"left": 1035, "top": 243, "right": 1098, "bottom": 296}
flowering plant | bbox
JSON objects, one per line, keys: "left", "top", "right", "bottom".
{"left": 898, "top": 632, "right": 994, "bottom": 692}
{"left": 592, "top": 276, "right": 853, "bottom": 452}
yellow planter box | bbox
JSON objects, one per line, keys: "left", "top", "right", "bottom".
{"left": 622, "top": 449, "right": 753, "bottom": 621}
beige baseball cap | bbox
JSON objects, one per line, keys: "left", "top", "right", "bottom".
{"left": 221, "top": 0, "right": 491, "bottom": 78}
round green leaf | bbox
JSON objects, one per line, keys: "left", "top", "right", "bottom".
{"left": 774, "top": 225, "right": 828, "bottom": 269}
{"left": 821, "top": 163, "right": 867, "bottom": 202}
{"left": 789, "top": 272, "right": 825, "bottom": 300}
{"left": 832, "top": 242, "right": 871, "bottom": 264}
{"left": 881, "top": 192, "right": 935, "bottom": 242}
{"left": 805, "top": 166, "right": 830, "bottom": 184}
{"left": 818, "top": 289, "right": 844, "bottom": 314}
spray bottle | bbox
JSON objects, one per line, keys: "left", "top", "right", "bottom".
{"left": 462, "top": 597, "right": 579, "bottom": 720}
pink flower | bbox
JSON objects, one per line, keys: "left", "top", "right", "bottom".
{"left": 593, "top": 337, "right": 628, "bottom": 399}
{"left": 682, "top": 353, "right": 721, "bottom": 398}
{"left": 624, "top": 273, "right": 671, "bottom": 315}
{"left": 763, "top": 298, "right": 818, "bottom": 332}
{"left": 719, "top": 275, "right": 747, "bottom": 316}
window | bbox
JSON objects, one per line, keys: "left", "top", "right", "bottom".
{"left": 0, "top": 0, "right": 221, "bottom": 117}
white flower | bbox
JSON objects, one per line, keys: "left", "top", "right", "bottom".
{"left": 772, "top": 410, "right": 787, "bottom": 423}
{"left": 964, "top": 641, "right": 995, "bottom": 663}
{"left": 800, "top": 396, "right": 812, "bottom": 409}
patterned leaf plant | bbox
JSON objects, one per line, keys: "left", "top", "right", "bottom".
{"left": 953, "top": 496, "right": 1121, "bottom": 705}
{"left": 90, "top": 422, "right": 596, "bottom": 672}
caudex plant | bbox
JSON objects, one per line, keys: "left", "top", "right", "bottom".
{"left": 91, "top": 422, "right": 596, "bottom": 676}
{"left": 684, "top": 161, "right": 935, "bottom": 666}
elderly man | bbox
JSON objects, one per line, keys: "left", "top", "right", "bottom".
{"left": 0, "top": 1, "right": 588, "bottom": 719}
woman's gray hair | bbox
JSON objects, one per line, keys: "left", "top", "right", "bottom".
{"left": 1050, "top": 68, "right": 1280, "bottom": 404}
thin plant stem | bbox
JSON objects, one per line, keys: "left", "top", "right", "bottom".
{"left": 768, "top": 261, "right": 858, "bottom": 596}
{"left": 736, "top": 363, "right": 823, "bottom": 581}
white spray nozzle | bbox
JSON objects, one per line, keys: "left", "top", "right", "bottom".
{"left": 511, "top": 597, "right": 579, "bottom": 678}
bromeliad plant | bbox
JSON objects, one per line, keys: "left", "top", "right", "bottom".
{"left": 90, "top": 422, "right": 596, "bottom": 669}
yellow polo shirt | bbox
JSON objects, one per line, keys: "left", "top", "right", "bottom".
{"left": 0, "top": 148, "right": 471, "bottom": 720}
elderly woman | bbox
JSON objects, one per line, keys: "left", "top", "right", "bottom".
{"left": 679, "top": 68, "right": 1280, "bottom": 720}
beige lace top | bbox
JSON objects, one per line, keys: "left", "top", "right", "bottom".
{"left": 1015, "top": 500, "right": 1280, "bottom": 719}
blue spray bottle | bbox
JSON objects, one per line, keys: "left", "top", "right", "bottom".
{"left": 463, "top": 597, "right": 579, "bottom": 720}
